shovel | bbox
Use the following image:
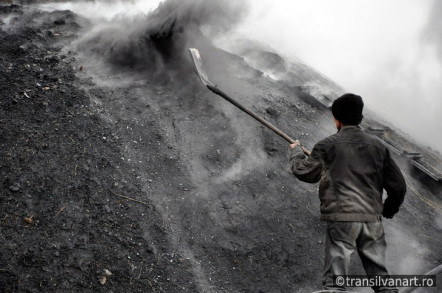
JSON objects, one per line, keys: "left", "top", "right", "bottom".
{"left": 188, "top": 48, "right": 311, "bottom": 156}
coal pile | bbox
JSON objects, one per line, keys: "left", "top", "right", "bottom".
{"left": 0, "top": 5, "right": 197, "bottom": 292}
{"left": 1, "top": 2, "right": 441, "bottom": 293}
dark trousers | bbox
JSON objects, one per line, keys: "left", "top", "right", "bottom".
{"left": 322, "top": 222, "right": 398, "bottom": 293}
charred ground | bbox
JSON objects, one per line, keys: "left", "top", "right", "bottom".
{"left": 1, "top": 3, "right": 441, "bottom": 293}
{"left": 0, "top": 5, "right": 197, "bottom": 292}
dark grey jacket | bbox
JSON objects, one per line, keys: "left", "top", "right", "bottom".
{"left": 290, "top": 126, "right": 406, "bottom": 222}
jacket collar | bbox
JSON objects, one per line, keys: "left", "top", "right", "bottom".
{"left": 338, "top": 125, "right": 361, "bottom": 132}
{"left": 341, "top": 125, "right": 360, "bottom": 130}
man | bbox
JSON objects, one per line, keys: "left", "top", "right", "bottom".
{"left": 289, "top": 93, "right": 406, "bottom": 292}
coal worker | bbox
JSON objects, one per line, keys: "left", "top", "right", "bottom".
{"left": 289, "top": 93, "right": 406, "bottom": 293}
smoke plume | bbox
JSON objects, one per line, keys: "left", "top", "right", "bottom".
{"left": 423, "top": 0, "right": 442, "bottom": 62}
{"left": 230, "top": 0, "right": 442, "bottom": 153}
{"left": 74, "top": 0, "right": 248, "bottom": 84}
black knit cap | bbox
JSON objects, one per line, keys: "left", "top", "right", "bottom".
{"left": 331, "top": 93, "right": 364, "bottom": 125}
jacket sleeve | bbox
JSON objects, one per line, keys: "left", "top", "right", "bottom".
{"left": 289, "top": 143, "right": 323, "bottom": 183}
{"left": 382, "top": 148, "right": 406, "bottom": 218}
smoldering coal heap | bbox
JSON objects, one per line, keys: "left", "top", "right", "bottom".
{"left": 1, "top": 1, "right": 441, "bottom": 292}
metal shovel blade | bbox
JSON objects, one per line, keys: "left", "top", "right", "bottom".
{"left": 188, "top": 48, "right": 215, "bottom": 87}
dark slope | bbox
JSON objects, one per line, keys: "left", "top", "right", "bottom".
{"left": 0, "top": 5, "right": 197, "bottom": 292}
{"left": 1, "top": 3, "right": 441, "bottom": 293}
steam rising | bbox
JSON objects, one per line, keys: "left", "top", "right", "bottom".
{"left": 234, "top": 0, "right": 442, "bottom": 153}
{"left": 37, "top": 0, "right": 160, "bottom": 21}
{"left": 423, "top": 0, "right": 442, "bottom": 61}
{"left": 38, "top": 0, "right": 441, "bottom": 151}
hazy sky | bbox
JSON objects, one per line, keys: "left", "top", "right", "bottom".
{"left": 40, "top": 0, "right": 441, "bottom": 152}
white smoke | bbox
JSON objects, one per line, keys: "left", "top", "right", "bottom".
{"left": 36, "top": 0, "right": 162, "bottom": 20}
{"left": 33, "top": 0, "right": 442, "bottom": 153}
{"left": 233, "top": 0, "right": 442, "bottom": 153}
